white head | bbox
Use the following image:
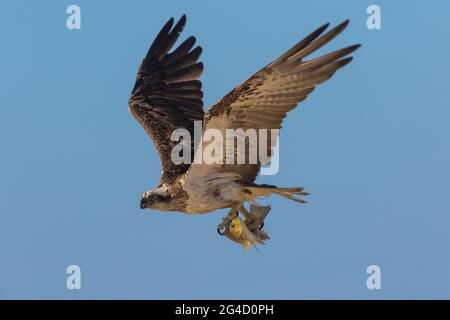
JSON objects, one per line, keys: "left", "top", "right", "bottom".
{"left": 140, "top": 187, "right": 171, "bottom": 211}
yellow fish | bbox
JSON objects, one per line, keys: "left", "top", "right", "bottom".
{"left": 217, "top": 204, "right": 272, "bottom": 251}
{"left": 224, "top": 216, "right": 264, "bottom": 251}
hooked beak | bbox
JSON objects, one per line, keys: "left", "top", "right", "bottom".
{"left": 140, "top": 198, "right": 146, "bottom": 209}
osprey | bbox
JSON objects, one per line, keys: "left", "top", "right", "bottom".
{"left": 129, "top": 15, "right": 359, "bottom": 219}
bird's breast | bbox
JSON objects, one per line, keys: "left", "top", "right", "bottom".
{"left": 182, "top": 182, "right": 243, "bottom": 214}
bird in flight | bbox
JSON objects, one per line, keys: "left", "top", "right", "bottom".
{"left": 129, "top": 15, "right": 359, "bottom": 239}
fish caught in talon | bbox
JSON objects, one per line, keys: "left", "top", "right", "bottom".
{"left": 222, "top": 216, "right": 265, "bottom": 251}
{"left": 217, "top": 208, "right": 239, "bottom": 231}
{"left": 218, "top": 204, "right": 272, "bottom": 250}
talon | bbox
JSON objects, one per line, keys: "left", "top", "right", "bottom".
{"left": 259, "top": 222, "right": 264, "bottom": 230}
{"left": 217, "top": 227, "right": 227, "bottom": 236}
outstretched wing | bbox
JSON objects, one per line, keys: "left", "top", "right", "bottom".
{"left": 185, "top": 20, "right": 360, "bottom": 186}
{"left": 129, "top": 15, "right": 204, "bottom": 184}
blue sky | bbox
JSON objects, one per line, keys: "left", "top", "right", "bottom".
{"left": 1, "top": 0, "right": 450, "bottom": 299}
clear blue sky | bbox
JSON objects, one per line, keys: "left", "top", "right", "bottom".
{"left": 1, "top": 0, "right": 450, "bottom": 299}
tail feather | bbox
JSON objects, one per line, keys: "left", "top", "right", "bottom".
{"left": 272, "top": 187, "right": 309, "bottom": 203}
{"left": 247, "top": 185, "right": 309, "bottom": 204}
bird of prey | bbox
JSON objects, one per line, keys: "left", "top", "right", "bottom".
{"left": 129, "top": 15, "right": 359, "bottom": 221}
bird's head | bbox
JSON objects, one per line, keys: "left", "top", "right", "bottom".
{"left": 140, "top": 187, "right": 170, "bottom": 210}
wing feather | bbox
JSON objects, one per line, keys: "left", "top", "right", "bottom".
{"left": 129, "top": 15, "right": 204, "bottom": 184}
{"left": 185, "top": 20, "right": 359, "bottom": 186}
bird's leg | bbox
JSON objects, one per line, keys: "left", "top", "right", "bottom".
{"left": 238, "top": 203, "right": 257, "bottom": 230}
{"left": 217, "top": 207, "right": 239, "bottom": 235}
{"left": 236, "top": 203, "right": 250, "bottom": 220}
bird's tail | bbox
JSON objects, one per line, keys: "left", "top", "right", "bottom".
{"left": 247, "top": 184, "right": 309, "bottom": 204}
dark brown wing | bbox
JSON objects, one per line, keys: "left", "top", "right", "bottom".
{"left": 185, "top": 20, "right": 359, "bottom": 186}
{"left": 129, "top": 15, "right": 204, "bottom": 184}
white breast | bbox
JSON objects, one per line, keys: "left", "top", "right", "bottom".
{"left": 182, "top": 174, "right": 244, "bottom": 214}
